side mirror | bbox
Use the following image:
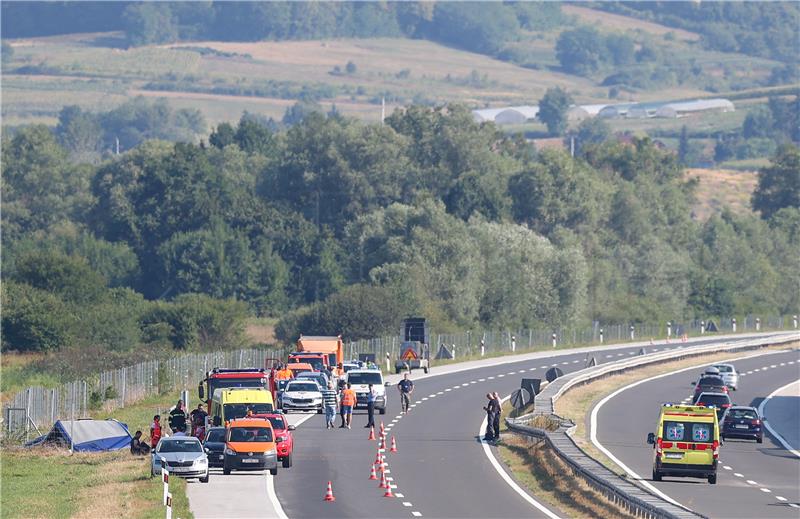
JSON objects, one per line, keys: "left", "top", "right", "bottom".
{"left": 690, "top": 382, "right": 695, "bottom": 386}
{"left": 213, "top": 416, "right": 221, "bottom": 427}
{"left": 287, "top": 425, "right": 296, "bottom": 431}
{"left": 384, "top": 382, "right": 391, "bottom": 387}
{"left": 204, "top": 447, "right": 210, "bottom": 453}
{"left": 198, "top": 384, "right": 204, "bottom": 400}
{"left": 646, "top": 432, "right": 656, "bottom": 445}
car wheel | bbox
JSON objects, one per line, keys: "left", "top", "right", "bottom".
{"left": 317, "top": 408, "right": 323, "bottom": 414}
{"left": 379, "top": 407, "right": 386, "bottom": 415}
{"left": 708, "top": 474, "right": 717, "bottom": 484}
{"left": 270, "top": 467, "right": 278, "bottom": 476}
{"left": 282, "top": 454, "right": 292, "bottom": 468}
{"left": 756, "top": 436, "right": 763, "bottom": 444}
{"left": 652, "top": 469, "right": 662, "bottom": 482}
{"left": 200, "top": 472, "right": 209, "bottom": 483}
{"left": 223, "top": 465, "right": 231, "bottom": 475}
{"left": 395, "top": 367, "right": 401, "bottom": 374}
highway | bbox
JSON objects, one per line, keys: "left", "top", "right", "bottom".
{"left": 593, "top": 347, "right": 800, "bottom": 518}
{"left": 186, "top": 334, "right": 797, "bottom": 518}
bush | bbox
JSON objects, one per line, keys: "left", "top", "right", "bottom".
{"left": 1, "top": 281, "right": 75, "bottom": 353}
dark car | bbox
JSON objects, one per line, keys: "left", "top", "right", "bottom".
{"left": 721, "top": 406, "right": 763, "bottom": 443}
{"left": 693, "top": 376, "right": 728, "bottom": 401}
{"left": 695, "top": 392, "right": 732, "bottom": 420}
{"left": 203, "top": 427, "right": 227, "bottom": 467}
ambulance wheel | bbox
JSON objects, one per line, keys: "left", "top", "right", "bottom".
{"left": 708, "top": 474, "right": 717, "bottom": 484}
{"left": 652, "top": 469, "right": 662, "bottom": 482}
{"left": 270, "top": 467, "right": 278, "bottom": 476}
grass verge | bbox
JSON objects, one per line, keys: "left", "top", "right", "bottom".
{"left": 0, "top": 390, "right": 193, "bottom": 519}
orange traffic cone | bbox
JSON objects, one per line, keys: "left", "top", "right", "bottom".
{"left": 374, "top": 449, "right": 382, "bottom": 465}
{"left": 378, "top": 469, "right": 388, "bottom": 489}
{"left": 324, "top": 481, "right": 336, "bottom": 502}
{"left": 368, "top": 426, "right": 375, "bottom": 441}
{"left": 390, "top": 435, "right": 398, "bottom": 453}
{"left": 379, "top": 436, "right": 386, "bottom": 450}
{"left": 369, "top": 465, "right": 377, "bottom": 480}
{"left": 383, "top": 482, "right": 395, "bottom": 498}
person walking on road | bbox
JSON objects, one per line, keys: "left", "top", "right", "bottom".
{"left": 340, "top": 383, "right": 357, "bottom": 429}
{"left": 322, "top": 380, "right": 338, "bottom": 430}
{"left": 150, "top": 415, "right": 162, "bottom": 449}
{"left": 397, "top": 372, "right": 414, "bottom": 414}
{"left": 483, "top": 393, "right": 497, "bottom": 441}
{"left": 365, "top": 383, "right": 377, "bottom": 428}
{"left": 492, "top": 392, "right": 502, "bottom": 441}
{"left": 169, "top": 400, "right": 187, "bottom": 434}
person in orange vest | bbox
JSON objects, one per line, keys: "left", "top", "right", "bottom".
{"left": 275, "top": 363, "right": 293, "bottom": 380}
{"left": 150, "top": 415, "right": 162, "bottom": 450}
{"left": 340, "top": 383, "right": 357, "bottom": 429}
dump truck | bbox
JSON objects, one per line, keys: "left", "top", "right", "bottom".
{"left": 395, "top": 317, "right": 430, "bottom": 374}
{"left": 295, "top": 335, "right": 344, "bottom": 369}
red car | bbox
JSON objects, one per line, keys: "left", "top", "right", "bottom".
{"left": 253, "top": 413, "right": 295, "bottom": 467}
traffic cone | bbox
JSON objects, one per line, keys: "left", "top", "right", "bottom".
{"left": 374, "top": 449, "right": 382, "bottom": 465}
{"left": 378, "top": 469, "right": 388, "bottom": 489}
{"left": 324, "top": 481, "right": 336, "bottom": 502}
{"left": 368, "top": 426, "right": 375, "bottom": 441}
{"left": 383, "top": 482, "right": 395, "bottom": 498}
{"left": 369, "top": 465, "right": 377, "bottom": 480}
{"left": 390, "top": 435, "right": 398, "bottom": 453}
{"left": 380, "top": 421, "right": 385, "bottom": 435}
{"left": 379, "top": 436, "right": 386, "bottom": 450}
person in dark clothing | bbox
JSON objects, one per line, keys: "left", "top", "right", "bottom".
{"left": 168, "top": 400, "right": 187, "bottom": 434}
{"left": 491, "top": 392, "right": 502, "bottom": 441}
{"left": 189, "top": 403, "right": 207, "bottom": 435}
{"left": 483, "top": 393, "right": 497, "bottom": 441}
{"left": 130, "top": 430, "right": 150, "bottom": 455}
{"left": 397, "top": 373, "right": 414, "bottom": 414}
{"left": 365, "top": 384, "right": 377, "bottom": 428}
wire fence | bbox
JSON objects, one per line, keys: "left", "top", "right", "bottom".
{"left": 4, "top": 314, "right": 797, "bottom": 442}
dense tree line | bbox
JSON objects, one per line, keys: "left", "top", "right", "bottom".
{"left": 3, "top": 103, "right": 798, "bottom": 356}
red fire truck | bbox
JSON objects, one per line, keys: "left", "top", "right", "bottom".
{"left": 198, "top": 368, "right": 271, "bottom": 411}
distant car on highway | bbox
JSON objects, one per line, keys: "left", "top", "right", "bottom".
{"left": 281, "top": 380, "right": 324, "bottom": 413}
{"left": 223, "top": 418, "right": 278, "bottom": 476}
{"left": 203, "top": 426, "right": 226, "bottom": 467}
{"left": 295, "top": 371, "right": 329, "bottom": 390}
{"left": 721, "top": 406, "right": 763, "bottom": 443}
{"left": 151, "top": 436, "right": 209, "bottom": 483}
{"left": 711, "top": 363, "right": 739, "bottom": 390}
{"left": 695, "top": 392, "right": 732, "bottom": 420}
{"left": 693, "top": 375, "right": 728, "bottom": 401}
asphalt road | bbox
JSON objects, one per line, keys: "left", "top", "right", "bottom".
{"left": 594, "top": 347, "right": 800, "bottom": 518}
{"left": 274, "top": 336, "right": 768, "bottom": 519}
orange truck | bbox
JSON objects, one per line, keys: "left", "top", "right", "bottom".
{"left": 291, "top": 335, "right": 344, "bottom": 369}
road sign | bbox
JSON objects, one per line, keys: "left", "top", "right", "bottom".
{"left": 521, "top": 378, "right": 541, "bottom": 398}
{"left": 510, "top": 388, "right": 531, "bottom": 410}
{"left": 402, "top": 348, "right": 418, "bottom": 361}
{"left": 545, "top": 367, "right": 564, "bottom": 383}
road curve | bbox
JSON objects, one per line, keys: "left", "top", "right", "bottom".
{"left": 594, "top": 348, "right": 800, "bottom": 518}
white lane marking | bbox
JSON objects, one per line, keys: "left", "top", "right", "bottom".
{"left": 551, "top": 363, "right": 558, "bottom": 367}
{"left": 402, "top": 502, "right": 413, "bottom": 507}
{"left": 746, "top": 371, "right": 753, "bottom": 375}
{"left": 487, "top": 377, "right": 495, "bottom": 380}
{"left": 541, "top": 365, "right": 549, "bottom": 369}
{"left": 480, "top": 396, "right": 562, "bottom": 519}
{"left": 386, "top": 477, "right": 394, "bottom": 481}
{"left": 266, "top": 471, "right": 289, "bottom": 519}
{"left": 394, "top": 492, "right": 403, "bottom": 497}
{"left": 760, "top": 488, "right": 771, "bottom": 493}
{"left": 754, "top": 368, "right": 761, "bottom": 372}
{"left": 780, "top": 362, "right": 786, "bottom": 366}
{"left": 770, "top": 364, "right": 777, "bottom": 368}
{"left": 617, "top": 353, "right": 624, "bottom": 356}
{"left": 479, "top": 378, "right": 486, "bottom": 381}
{"left": 497, "top": 374, "right": 505, "bottom": 378}
{"left": 389, "top": 484, "right": 398, "bottom": 489}
{"left": 757, "top": 379, "right": 800, "bottom": 458}
{"left": 410, "top": 404, "right": 417, "bottom": 408}
{"left": 437, "top": 391, "right": 444, "bottom": 395}
{"left": 572, "top": 360, "right": 580, "bottom": 363}
{"left": 561, "top": 362, "right": 569, "bottom": 365}
{"left": 529, "top": 368, "right": 537, "bottom": 371}
{"left": 391, "top": 419, "right": 399, "bottom": 424}
{"left": 590, "top": 349, "right": 791, "bottom": 512}
{"left": 628, "top": 352, "right": 635, "bottom": 355}
{"left": 776, "top": 496, "right": 787, "bottom": 501}
{"left": 605, "top": 355, "right": 614, "bottom": 358}
{"left": 412, "top": 512, "right": 422, "bottom": 517}
{"left": 428, "top": 394, "right": 436, "bottom": 398}
{"left": 723, "top": 465, "right": 732, "bottom": 470}
{"left": 384, "top": 469, "right": 391, "bottom": 473}
{"left": 471, "top": 381, "right": 478, "bottom": 384}
{"left": 791, "top": 504, "right": 800, "bottom": 509}
{"left": 462, "top": 383, "right": 470, "bottom": 387}
{"left": 746, "top": 480, "right": 759, "bottom": 485}
{"left": 395, "top": 415, "right": 403, "bottom": 420}
{"left": 421, "top": 397, "right": 428, "bottom": 401}
{"left": 652, "top": 348, "right": 659, "bottom": 351}
{"left": 734, "top": 473, "right": 744, "bottom": 477}
{"left": 445, "top": 388, "right": 452, "bottom": 392}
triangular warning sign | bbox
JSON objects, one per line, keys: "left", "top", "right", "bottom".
{"left": 402, "top": 348, "right": 417, "bottom": 361}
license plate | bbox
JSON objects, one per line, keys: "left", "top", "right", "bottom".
{"left": 735, "top": 424, "right": 749, "bottom": 429}
{"left": 242, "top": 458, "right": 260, "bottom": 464}
{"left": 665, "top": 452, "right": 683, "bottom": 459}
{"left": 218, "top": 455, "right": 224, "bottom": 460}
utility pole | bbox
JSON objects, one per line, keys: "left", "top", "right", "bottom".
{"left": 381, "top": 97, "right": 386, "bottom": 125}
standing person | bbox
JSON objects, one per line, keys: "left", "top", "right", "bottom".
{"left": 365, "top": 383, "right": 377, "bottom": 428}
{"left": 150, "top": 415, "right": 162, "bottom": 450}
{"left": 491, "top": 392, "right": 502, "bottom": 441}
{"left": 168, "top": 400, "right": 187, "bottom": 434}
{"left": 340, "top": 383, "right": 357, "bottom": 429}
{"left": 321, "top": 380, "right": 338, "bottom": 430}
{"left": 483, "top": 393, "right": 496, "bottom": 441}
{"left": 397, "top": 372, "right": 414, "bottom": 414}
{"left": 189, "top": 403, "right": 207, "bottom": 436}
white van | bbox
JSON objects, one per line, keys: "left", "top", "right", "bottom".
{"left": 345, "top": 369, "right": 387, "bottom": 415}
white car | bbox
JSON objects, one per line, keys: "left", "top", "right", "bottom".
{"left": 281, "top": 380, "right": 323, "bottom": 413}
{"left": 711, "top": 363, "right": 739, "bottom": 390}
{"left": 346, "top": 369, "right": 387, "bottom": 414}
{"left": 151, "top": 436, "right": 209, "bottom": 482}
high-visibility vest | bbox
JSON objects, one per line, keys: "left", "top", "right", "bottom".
{"left": 341, "top": 389, "right": 356, "bottom": 406}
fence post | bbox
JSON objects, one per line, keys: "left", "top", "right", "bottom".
{"left": 732, "top": 318, "right": 737, "bottom": 333}
{"left": 630, "top": 325, "right": 634, "bottom": 341}
{"left": 511, "top": 335, "right": 516, "bottom": 353}
{"left": 599, "top": 328, "right": 604, "bottom": 344}
{"left": 552, "top": 333, "right": 557, "bottom": 348}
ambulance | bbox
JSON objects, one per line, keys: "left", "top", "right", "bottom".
{"left": 647, "top": 403, "right": 720, "bottom": 484}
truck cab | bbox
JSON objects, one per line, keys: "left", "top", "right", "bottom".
{"left": 647, "top": 403, "right": 720, "bottom": 484}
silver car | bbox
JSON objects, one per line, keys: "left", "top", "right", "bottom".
{"left": 712, "top": 363, "right": 739, "bottom": 390}
{"left": 151, "top": 436, "right": 209, "bottom": 483}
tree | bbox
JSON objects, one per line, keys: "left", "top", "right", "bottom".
{"left": 605, "top": 33, "right": 635, "bottom": 66}
{"left": 282, "top": 100, "right": 324, "bottom": 126}
{"left": 1, "top": 281, "right": 75, "bottom": 353}
{"left": 742, "top": 106, "right": 774, "bottom": 139}
{"left": 570, "top": 117, "right": 611, "bottom": 156}
{"left": 538, "top": 87, "right": 573, "bottom": 135}
{"left": 123, "top": 2, "right": 178, "bottom": 46}
{"left": 752, "top": 145, "right": 800, "bottom": 220}
{"left": 678, "top": 125, "right": 690, "bottom": 164}
{"left": 345, "top": 60, "right": 357, "bottom": 74}
{"left": 555, "top": 26, "right": 605, "bottom": 75}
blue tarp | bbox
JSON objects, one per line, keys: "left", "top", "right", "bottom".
{"left": 26, "top": 419, "right": 132, "bottom": 452}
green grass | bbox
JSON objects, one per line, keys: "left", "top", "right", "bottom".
{"left": 718, "top": 158, "right": 771, "bottom": 171}
{"left": 0, "top": 389, "right": 192, "bottom": 519}
{"left": 1, "top": 354, "right": 61, "bottom": 398}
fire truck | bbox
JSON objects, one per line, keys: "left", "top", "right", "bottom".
{"left": 198, "top": 368, "right": 272, "bottom": 411}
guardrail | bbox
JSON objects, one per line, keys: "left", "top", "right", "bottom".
{"left": 506, "top": 332, "right": 800, "bottom": 519}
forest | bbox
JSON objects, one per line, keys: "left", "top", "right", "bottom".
{"left": 3, "top": 102, "right": 799, "bottom": 369}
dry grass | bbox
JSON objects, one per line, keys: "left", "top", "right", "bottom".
{"left": 245, "top": 318, "right": 277, "bottom": 345}
{"left": 561, "top": 5, "right": 700, "bottom": 42}
{"left": 685, "top": 168, "right": 758, "bottom": 220}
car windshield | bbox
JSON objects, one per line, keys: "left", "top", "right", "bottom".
{"left": 728, "top": 409, "right": 757, "bottom": 420}
{"left": 159, "top": 439, "right": 202, "bottom": 453}
{"left": 698, "top": 394, "right": 730, "bottom": 406}
{"left": 228, "top": 427, "right": 273, "bottom": 443}
{"left": 205, "top": 429, "right": 225, "bottom": 442}
{"left": 348, "top": 372, "right": 382, "bottom": 385}
{"left": 298, "top": 374, "right": 324, "bottom": 384}
{"left": 663, "top": 421, "right": 713, "bottom": 444}
{"left": 287, "top": 383, "right": 318, "bottom": 392}
{"left": 714, "top": 365, "right": 733, "bottom": 373}
{"left": 343, "top": 364, "right": 358, "bottom": 372}
{"left": 209, "top": 377, "right": 265, "bottom": 397}
{"left": 265, "top": 416, "right": 286, "bottom": 430}
{"left": 291, "top": 358, "right": 325, "bottom": 371}
{"left": 223, "top": 403, "right": 273, "bottom": 419}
